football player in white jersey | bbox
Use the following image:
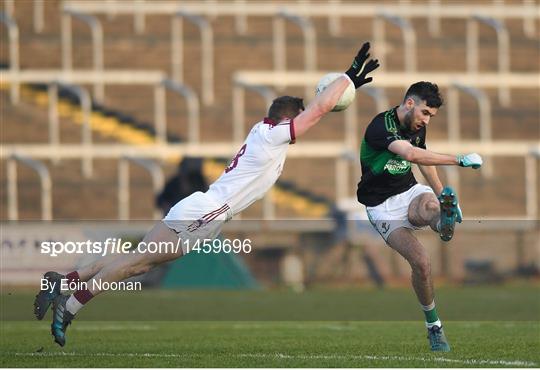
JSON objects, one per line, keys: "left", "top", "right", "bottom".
{"left": 35, "top": 42, "right": 379, "bottom": 346}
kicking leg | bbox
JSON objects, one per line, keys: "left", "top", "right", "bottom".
{"left": 408, "top": 192, "right": 440, "bottom": 232}
{"left": 51, "top": 221, "right": 182, "bottom": 346}
{"left": 35, "top": 238, "right": 145, "bottom": 320}
{"left": 387, "top": 228, "right": 450, "bottom": 352}
{"left": 74, "top": 252, "right": 126, "bottom": 282}
{"left": 87, "top": 222, "right": 182, "bottom": 296}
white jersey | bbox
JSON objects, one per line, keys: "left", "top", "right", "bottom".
{"left": 206, "top": 117, "right": 296, "bottom": 214}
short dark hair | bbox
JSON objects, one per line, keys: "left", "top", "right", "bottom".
{"left": 267, "top": 96, "right": 305, "bottom": 123}
{"left": 404, "top": 81, "right": 443, "bottom": 108}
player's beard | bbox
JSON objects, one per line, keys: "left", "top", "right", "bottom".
{"left": 403, "top": 108, "right": 414, "bottom": 132}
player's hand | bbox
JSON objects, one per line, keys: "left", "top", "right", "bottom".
{"left": 457, "top": 153, "right": 483, "bottom": 169}
{"left": 345, "top": 42, "right": 380, "bottom": 89}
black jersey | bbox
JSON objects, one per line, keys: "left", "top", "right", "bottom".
{"left": 357, "top": 107, "right": 426, "bottom": 207}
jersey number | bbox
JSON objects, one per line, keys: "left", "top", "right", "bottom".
{"left": 225, "top": 144, "right": 247, "bottom": 173}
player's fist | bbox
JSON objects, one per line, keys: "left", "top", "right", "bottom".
{"left": 345, "top": 42, "right": 380, "bottom": 89}
{"left": 457, "top": 153, "right": 483, "bottom": 169}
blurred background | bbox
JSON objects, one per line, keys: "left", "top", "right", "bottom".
{"left": 1, "top": 0, "right": 539, "bottom": 298}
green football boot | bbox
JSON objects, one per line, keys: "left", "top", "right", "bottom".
{"left": 427, "top": 325, "right": 451, "bottom": 352}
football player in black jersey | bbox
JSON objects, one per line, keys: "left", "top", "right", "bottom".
{"left": 357, "top": 82, "right": 483, "bottom": 351}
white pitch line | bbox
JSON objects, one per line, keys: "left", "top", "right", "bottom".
{"left": 73, "top": 324, "right": 156, "bottom": 331}
{"left": 237, "top": 353, "right": 538, "bottom": 367}
{"left": 15, "top": 352, "right": 184, "bottom": 358}
{"left": 13, "top": 352, "right": 538, "bottom": 367}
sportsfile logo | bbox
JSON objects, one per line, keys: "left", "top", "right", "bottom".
{"left": 40, "top": 238, "right": 182, "bottom": 257}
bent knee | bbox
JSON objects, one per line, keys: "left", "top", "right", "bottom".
{"left": 409, "top": 194, "right": 439, "bottom": 226}
{"left": 426, "top": 198, "right": 439, "bottom": 212}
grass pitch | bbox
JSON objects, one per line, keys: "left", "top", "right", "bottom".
{"left": 1, "top": 321, "right": 539, "bottom": 367}
{"left": 1, "top": 285, "right": 539, "bottom": 367}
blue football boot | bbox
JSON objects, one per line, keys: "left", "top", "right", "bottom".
{"left": 427, "top": 325, "right": 451, "bottom": 352}
{"left": 51, "top": 294, "right": 75, "bottom": 347}
{"left": 34, "top": 271, "right": 64, "bottom": 320}
{"left": 438, "top": 187, "right": 459, "bottom": 242}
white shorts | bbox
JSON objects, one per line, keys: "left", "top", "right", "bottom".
{"left": 162, "top": 191, "right": 233, "bottom": 254}
{"left": 366, "top": 184, "right": 434, "bottom": 242}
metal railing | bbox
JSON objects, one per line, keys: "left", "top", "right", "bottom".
{"left": 427, "top": 0, "right": 442, "bottom": 36}
{"left": 154, "top": 79, "right": 201, "bottom": 144}
{"left": 446, "top": 83, "right": 493, "bottom": 177}
{"left": 118, "top": 157, "right": 164, "bottom": 220}
{"left": 57, "top": 0, "right": 539, "bottom": 111}
{"left": 327, "top": 0, "right": 341, "bottom": 36}
{"left": 61, "top": 9, "right": 104, "bottom": 101}
{"left": 466, "top": 15, "right": 511, "bottom": 106}
{"left": 33, "top": 0, "right": 44, "bottom": 33}
{"left": 522, "top": 0, "right": 537, "bottom": 38}
{"left": 5, "top": 141, "right": 536, "bottom": 160}
{"left": 2, "top": 141, "right": 538, "bottom": 220}
{"left": 0, "top": 70, "right": 201, "bottom": 149}
{"left": 134, "top": 0, "right": 145, "bottom": 34}
{"left": 233, "top": 70, "right": 540, "bottom": 142}
{"left": 373, "top": 12, "right": 417, "bottom": 73}
{"left": 232, "top": 71, "right": 540, "bottom": 89}
{"left": 64, "top": 1, "right": 540, "bottom": 26}
{"left": 234, "top": 0, "right": 248, "bottom": 34}
{"left": 8, "top": 69, "right": 523, "bottom": 159}
{"left": 0, "top": 12, "right": 19, "bottom": 103}
{"left": 47, "top": 82, "right": 93, "bottom": 177}
{"left": 273, "top": 11, "right": 316, "bottom": 96}
{"left": 3, "top": 0, "right": 45, "bottom": 33}
{"left": 171, "top": 11, "right": 214, "bottom": 105}
{"left": 0, "top": 69, "right": 166, "bottom": 85}
{"left": 7, "top": 154, "right": 52, "bottom": 221}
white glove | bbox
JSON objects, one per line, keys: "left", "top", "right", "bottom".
{"left": 457, "top": 153, "right": 483, "bottom": 169}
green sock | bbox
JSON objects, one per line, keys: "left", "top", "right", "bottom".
{"left": 423, "top": 307, "right": 439, "bottom": 324}
{"left": 421, "top": 301, "right": 440, "bottom": 325}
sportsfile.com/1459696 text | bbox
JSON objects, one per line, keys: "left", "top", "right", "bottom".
{"left": 40, "top": 238, "right": 252, "bottom": 257}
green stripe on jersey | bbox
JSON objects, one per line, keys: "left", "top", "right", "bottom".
{"left": 384, "top": 110, "right": 397, "bottom": 135}
{"left": 360, "top": 138, "right": 397, "bottom": 175}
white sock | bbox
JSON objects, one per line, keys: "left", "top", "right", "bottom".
{"left": 66, "top": 294, "right": 84, "bottom": 315}
{"left": 421, "top": 301, "right": 436, "bottom": 311}
{"left": 426, "top": 319, "right": 442, "bottom": 329}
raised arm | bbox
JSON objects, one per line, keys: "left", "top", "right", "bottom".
{"left": 294, "top": 42, "right": 379, "bottom": 138}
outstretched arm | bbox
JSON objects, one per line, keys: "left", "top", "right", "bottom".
{"left": 294, "top": 76, "right": 352, "bottom": 138}
{"left": 294, "top": 42, "right": 379, "bottom": 138}
{"left": 388, "top": 140, "right": 458, "bottom": 166}
{"left": 388, "top": 140, "right": 483, "bottom": 169}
